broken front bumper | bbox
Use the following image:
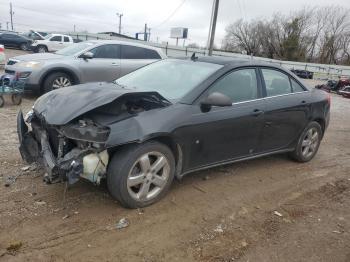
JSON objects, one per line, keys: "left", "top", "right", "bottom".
{"left": 17, "top": 110, "right": 109, "bottom": 185}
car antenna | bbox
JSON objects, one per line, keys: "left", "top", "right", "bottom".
{"left": 191, "top": 52, "right": 198, "bottom": 61}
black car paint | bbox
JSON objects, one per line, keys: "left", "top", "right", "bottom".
{"left": 33, "top": 82, "right": 169, "bottom": 125}
{"left": 0, "top": 33, "right": 32, "bottom": 49}
{"left": 17, "top": 58, "right": 330, "bottom": 183}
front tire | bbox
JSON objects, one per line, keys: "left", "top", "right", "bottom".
{"left": 289, "top": 121, "right": 322, "bottom": 162}
{"left": 107, "top": 141, "right": 175, "bottom": 208}
{"left": 36, "top": 45, "right": 47, "bottom": 53}
{"left": 42, "top": 72, "right": 72, "bottom": 93}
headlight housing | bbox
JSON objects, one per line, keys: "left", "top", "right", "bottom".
{"left": 16, "top": 61, "right": 43, "bottom": 68}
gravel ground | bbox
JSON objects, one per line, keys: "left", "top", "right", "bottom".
{"left": 0, "top": 48, "right": 350, "bottom": 262}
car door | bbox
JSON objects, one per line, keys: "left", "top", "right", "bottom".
{"left": 119, "top": 45, "right": 161, "bottom": 77}
{"left": 62, "top": 36, "right": 71, "bottom": 48}
{"left": 48, "top": 35, "right": 63, "bottom": 51}
{"left": 79, "top": 44, "right": 121, "bottom": 83}
{"left": 0, "top": 34, "right": 14, "bottom": 47}
{"left": 182, "top": 68, "right": 266, "bottom": 169}
{"left": 258, "top": 67, "right": 310, "bottom": 152}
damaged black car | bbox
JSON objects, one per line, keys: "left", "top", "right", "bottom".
{"left": 18, "top": 57, "right": 331, "bottom": 208}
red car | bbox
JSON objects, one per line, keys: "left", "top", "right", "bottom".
{"left": 315, "top": 78, "right": 350, "bottom": 93}
{"left": 338, "top": 86, "right": 350, "bottom": 98}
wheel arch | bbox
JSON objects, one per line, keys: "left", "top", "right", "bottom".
{"left": 39, "top": 68, "right": 80, "bottom": 93}
{"left": 109, "top": 135, "right": 184, "bottom": 180}
{"left": 312, "top": 118, "right": 325, "bottom": 137}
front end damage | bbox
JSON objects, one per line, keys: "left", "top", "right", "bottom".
{"left": 17, "top": 84, "right": 170, "bottom": 185}
{"left": 17, "top": 110, "right": 110, "bottom": 184}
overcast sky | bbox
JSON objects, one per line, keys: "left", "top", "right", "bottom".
{"left": 0, "top": 0, "right": 350, "bottom": 46}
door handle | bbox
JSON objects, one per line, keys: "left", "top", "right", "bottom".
{"left": 111, "top": 63, "right": 119, "bottom": 66}
{"left": 301, "top": 100, "right": 306, "bottom": 104}
{"left": 251, "top": 109, "right": 264, "bottom": 116}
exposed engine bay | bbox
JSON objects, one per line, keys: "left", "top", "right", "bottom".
{"left": 18, "top": 91, "right": 170, "bottom": 185}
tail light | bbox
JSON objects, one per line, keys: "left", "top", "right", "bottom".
{"left": 0, "top": 46, "right": 4, "bottom": 52}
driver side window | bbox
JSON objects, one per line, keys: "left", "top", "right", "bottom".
{"left": 208, "top": 68, "right": 258, "bottom": 103}
{"left": 50, "top": 36, "right": 62, "bottom": 42}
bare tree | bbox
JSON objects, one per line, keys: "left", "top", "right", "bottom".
{"left": 318, "top": 6, "right": 350, "bottom": 64}
{"left": 223, "top": 19, "right": 262, "bottom": 56}
{"left": 222, "top": 5, "right": 350, "bottom": 65}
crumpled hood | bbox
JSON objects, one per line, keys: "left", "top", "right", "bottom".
{"left": 11, "top": 53, "right": 64, "bottom": 62}
{"left": 33, "top": 82, "right": 169, "bottom": 125}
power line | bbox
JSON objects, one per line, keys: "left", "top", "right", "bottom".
{"left": 153, "top": 0, "right": 187, "bottom": 29}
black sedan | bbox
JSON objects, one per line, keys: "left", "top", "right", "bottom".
{"left": 17, "top": 57, "right": 330, "bottom": 208}
{"left": 291, "top": 69, "right": 314, "bottom": 79}
{"left": 0, "top": 33, "right": 32, "bottom": 50}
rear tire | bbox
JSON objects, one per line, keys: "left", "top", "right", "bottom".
{"left": 42, "top": 72, "right": 72, "bottom": 93}
{"left": 107, "top": 141, "right": 175, "bottom": 208}
{"left": 289, "top": 121, "right": 322, "bottom": 162}
{"left": 0, "top": 96, "right": 4, "bottom": 107}
{"left": 20, "top": 43, "right": 28, "bottom": 51}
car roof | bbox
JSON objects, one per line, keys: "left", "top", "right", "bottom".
{"left": 178, "top": 55, "right": 287, "bottom": 70}
{"left": 86, "top": 40, "right": 162, "bottom": 51}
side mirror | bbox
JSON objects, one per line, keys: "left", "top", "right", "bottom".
{"left": 81, "top": 51, "right": 94, "bottom": 60}
{"left": 201, "top": 92, "right": 232, "bottom": 107}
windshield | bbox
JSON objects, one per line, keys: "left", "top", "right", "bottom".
{"left": 55, "top": 42, "right": 94, "bottom": 56}
{"left": 44, "top": 34, "right": 52, "bottom": 39}
{"left": 114, "top": 59, "right": 222, "bottom": 100}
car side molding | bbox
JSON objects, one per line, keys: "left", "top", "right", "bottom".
{"left": 178, "top": 148, "right": 294, "bottom": 179}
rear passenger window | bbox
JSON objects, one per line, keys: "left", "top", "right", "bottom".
{"left": 209, "top": 68, "right": 258, "bottom": 103}
{"left": 290, "top": 78, "right": 305, "bottom": 92}
{"left": 64, "top": 36, "right": 70, "bottom": 42}
{"left": 89, "top": 44, "right": 120, "bottom": 59}
{"left": 121, "top": 45, "right": 160, "bottom": 59}
{"left": 144, "top": 49, "right": 161, "bottom": 59}
{"left": 262, "top": 69, "right": 292, "bottom": 96}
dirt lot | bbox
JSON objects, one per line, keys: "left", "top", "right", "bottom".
{"left": 0, "top": 49, "right": 350, "bottom": 262}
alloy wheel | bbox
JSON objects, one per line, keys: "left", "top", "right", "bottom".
{"left": 52, "top": 77, "right": 72, "bottom": 89}
{"left": 127, "top": 151, "right": 170, "bottom": 202}
{"left": 301, "top": 127, "right": 319, "bottom": 158}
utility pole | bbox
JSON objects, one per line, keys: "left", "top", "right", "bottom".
{"left": 206, "top": 0, "right": 215, "bottom": 50}
{"left": 208, "top": 0, "right": 219, "bottom": 56}
{"left": 6, "top": 22, "right": 9, "bottom": 30}
{"left": 147, "top": 28, "right": 151, "bottom": 41}
{"left": 144, "top": 23, "right": 147, "bottom": 41}
{"left": 116, "top": 13, "right": 123, "bottom": 34}
{"left": 73, "top": 24, "right": 76, "bottom": 32}
{"left": 10, "top": 2, "right": 14, "bottom": 31}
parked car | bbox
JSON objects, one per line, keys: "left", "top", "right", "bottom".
{"left": 5, "top": 40, "right": 166, "bottom": 94}
{"left": 315, "top": 78, "right": 350, "bottom": 93}
{"left": 291, "top": 69, "right": 313, "bottom": 79}
{"left": 338, "top": 86, "right": 350, "bottom": 98}
{"left": 0, "top": 45, "right": 5, "bottom": 65}
{"left": 30, "top": 34, "right": 74, "bottom": 53}
{"left": 17, "top": 57, "right": 330, "bottom": 208}
{"left": 0, "top": 32, "right": 32, "bottom": 50}
{"left": 21, "top": 30, "right": 48, "bottom": 41}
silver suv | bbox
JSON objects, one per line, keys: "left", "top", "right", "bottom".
{"left": 5, "top": 40, "right": 166, "bottom": 93}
